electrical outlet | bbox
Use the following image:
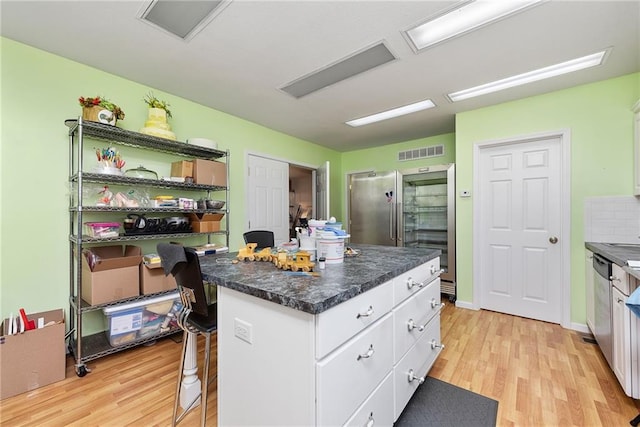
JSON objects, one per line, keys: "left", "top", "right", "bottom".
{"left": 234, "top": 318, "right": 253, "bottom": 344}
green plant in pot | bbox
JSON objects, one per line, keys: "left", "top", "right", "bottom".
{"left": 78, "top": 96, "right": 125, "bottom": 125}
{"left": 140, "top": 92, "right": 176, "bottom": 140}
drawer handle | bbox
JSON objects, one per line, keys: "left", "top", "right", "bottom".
{"left": 430, "top": 339, "right": 445, "bottom": 350}
{"left": 429, "top": 264, "right": 437, "bottom": 275}
{"left": 356, "top": 306, "right": 374, "bottom": 319}
{"left": 406, "top": 277, "right": 424, "bottom": 290}
{"left": 357, "top": 344, "right": 375, "bottom": 361}
{"left": 407, "top": 318, "right": 427, "bottom": 332}
{"left": 407, "top": 369, "right": 425, "bottom": 384}
{"left": 365, "top": 412, "right": 374, "bottom": 427}
{"left": 430, "top": 298, "right": 445, "bottom": 309}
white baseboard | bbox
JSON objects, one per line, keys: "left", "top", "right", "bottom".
{"left": 452, "top": 299, "right": 591, "bottom": 334}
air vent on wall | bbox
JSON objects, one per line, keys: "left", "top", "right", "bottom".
{"left": 398, "top": 144, "right": 444, "bottom": 161}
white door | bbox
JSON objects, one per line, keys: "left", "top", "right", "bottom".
{"left": 247, "top": 155, "right": 289, "bottom": 245}
{"left": 316, "top": 161, "right": 330, "bottom": 220}
{"left": 476, "top": 135, "right": 565, "bottom": 324}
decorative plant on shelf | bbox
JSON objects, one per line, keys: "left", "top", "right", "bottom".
{"left": 78, "top": 96, "right": 125, "bottom": 120}
{"left": 143, "top": 92, "right": 172, "bottom": 118}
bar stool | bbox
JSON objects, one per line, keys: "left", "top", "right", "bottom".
{"left": 157, "top": 243, "right": 217, "bottom": 427}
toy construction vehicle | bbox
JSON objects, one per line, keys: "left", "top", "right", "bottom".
{"left": 255, "top": 247, "right": 273, "bottom": 261}
{"left": 237, "top": 243, "right": 258, "bottom": 261}
{"left": 276, "top": 250, "right": 315, "bottom": 272}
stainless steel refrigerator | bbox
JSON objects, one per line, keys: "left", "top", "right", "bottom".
{"left": 348, "top": 164, "right": 456, "bottom": 299}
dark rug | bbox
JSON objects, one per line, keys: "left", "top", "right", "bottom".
{"left": 395, "top": 377, "right": 499, "bottom": 427}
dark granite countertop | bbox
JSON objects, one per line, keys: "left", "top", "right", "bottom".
{"left": 198, "top": 244, "right": 441, "bottom": 314}
{"left": 585, "top": 242, "right": 640, "bottom": 280}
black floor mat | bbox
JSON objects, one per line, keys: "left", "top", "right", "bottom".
{"left": 395, "top": 377, "right": 499, "bottom": 427}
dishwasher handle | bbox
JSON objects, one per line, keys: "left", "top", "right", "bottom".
{"left": 593, "top": 253, "right": 612, "bottom": 279}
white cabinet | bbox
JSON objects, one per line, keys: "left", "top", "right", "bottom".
{"left": 633, "top": 99, "right": 640, "bottom": 196}
{"left": 585, "top": 249, "right": 595, "bottom": 333}
{"left": 217, "top": 258, "right": 443, "bottom": 426}
{"left": 630, "top": 276, "right": 640, "bottom": 398}
{"left": 612, "top": 285, "right": 632, "bottom": 395}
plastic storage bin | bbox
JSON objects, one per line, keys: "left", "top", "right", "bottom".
{"left": 85, "top": 222, "right": 120, "bottom": 238}
{"left": 103, "top": 291, "right": 180, "bottom": 346}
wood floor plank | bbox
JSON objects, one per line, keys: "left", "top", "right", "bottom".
{"left": 1, "top": 302, "right": 638, "bottom": 426}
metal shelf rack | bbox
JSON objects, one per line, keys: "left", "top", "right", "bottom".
{"left": 67, "top": 118, "right": 230, "bottom": 376}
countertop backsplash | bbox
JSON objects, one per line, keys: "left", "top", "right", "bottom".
{"left": 584, "top": 195, "right": 640, "bottom": 244}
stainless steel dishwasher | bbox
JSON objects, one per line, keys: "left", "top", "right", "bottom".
{"left": 593, "top": 253, "right": 613, "bottom": 367}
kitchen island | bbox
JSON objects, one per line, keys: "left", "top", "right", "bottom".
{"left": 199, "top": 244, "right": 443, "bottom": 426}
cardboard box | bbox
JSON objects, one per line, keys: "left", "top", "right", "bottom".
{"left": 81, "top": 245, "right": 142, "bottom": 305}
{"left": 140, "top": 262, "right": 177, "bottom": 295}
{"left": 192, "top": 159, "right": 227, "bottom": 186}
{"left": 188, "top": 213, "right": 224, "bottom": 233}
{"left": 0, "top": 309, "right": 65, "bottom": 400}
{"left": 171, "top": 160, "right": 193, "bottom": 178}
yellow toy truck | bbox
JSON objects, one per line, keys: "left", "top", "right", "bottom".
{"left": 279, "top": 250, "right": 315, "bottom": 272}
{"left": 255, "top": 247, "right": 273, "bottom": 261}
{"left": 237, "top": 243, "right": 258, "bottom": 261}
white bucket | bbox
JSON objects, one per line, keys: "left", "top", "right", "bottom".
{"left": 317, "top": 238, "right": 345, "bottom": 264}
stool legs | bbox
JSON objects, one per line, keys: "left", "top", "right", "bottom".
{"left": 172, "top": 331, "right": 215, "bottom": 427}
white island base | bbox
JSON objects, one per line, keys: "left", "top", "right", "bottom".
{"left": 217, "top": 257, "right": 443, "bottom": 426}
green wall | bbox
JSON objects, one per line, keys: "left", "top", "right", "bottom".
{"left": 0, "top": 38, "right": 341, "bottom": 329}
{"left": 455, "top": 73, "right": 640, "bottom": 325}
{"left": 2, "top": 35, "right": 638, "bottom": 333}
{"left": 340, "top": 133, "right": 456, "bottom": 221}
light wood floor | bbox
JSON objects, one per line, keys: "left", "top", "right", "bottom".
{"left": 1, "top": 302, "right": 638, "bottom": 426}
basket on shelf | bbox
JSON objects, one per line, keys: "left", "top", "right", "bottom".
{"left": 82, "top": 106, "right": 117, "bottom": 125}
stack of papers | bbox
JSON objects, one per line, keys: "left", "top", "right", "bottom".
{"left": 626, "top": 260, "right": 640, "bottom": 269}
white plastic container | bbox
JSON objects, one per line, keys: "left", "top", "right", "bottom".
{"left": 317, "top": 237, "right": 346, "bottom": 264}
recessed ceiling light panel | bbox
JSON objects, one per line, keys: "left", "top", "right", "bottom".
{"left": 404, "top": 0, "right": 545, "bottom": 52}
{"left": 137, "top": 0, "right": 231, "bottom": 41}
{"left": 346, "top": 99, "right": 436, "bottom": 127}
{"left": 447, "top": 49, "right": 610, "bottom": 102}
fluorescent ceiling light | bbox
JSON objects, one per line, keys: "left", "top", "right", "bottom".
{"left": 346, "top": 100, "right": 436, "bottom": 127}
{"left": 447, "top": 50, "right": 609, "bottom": 102}
{"left": 405, "top": 0, "right": 544, "bottom": 51}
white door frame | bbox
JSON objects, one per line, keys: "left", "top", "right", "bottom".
{"left": 472, "top": 129, "right": 571, "bottom": 329}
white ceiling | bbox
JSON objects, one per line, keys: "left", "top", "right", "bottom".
{"left": 1, "top": 1, "right": 639, "bottom": 152}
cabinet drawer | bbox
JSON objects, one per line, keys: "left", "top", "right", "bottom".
{"left": 394, "top": 315, "right": 442, "bottom": 421}
{"left": 316, "top": 280, "right": 393, "bottom": 358}
{"left": 317, "top": 314, "right": 393, "bottom": 427}
{"left": 612, "top": 264, "right": 630, "bottom": 295}
{"left": 344, "top": 372, "right": 394, "bottom": 427}
{"left": 393, "top": 278, "right": 441, "bottom": 363}
{"left": 393, "top": 258, "right": 440, "bottom": 306}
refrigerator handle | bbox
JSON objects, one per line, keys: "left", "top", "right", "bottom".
{"left": 397, "top": 202, "right": 402, "bottom": 243}
{"left": 389, "top": 202, "right": 394, "bottom": 241}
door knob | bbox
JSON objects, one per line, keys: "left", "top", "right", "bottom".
{"left": 549, "top": 236, "right": 558, "bottom": 244}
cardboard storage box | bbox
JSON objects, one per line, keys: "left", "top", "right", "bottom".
{"left": 188, "top": 213, "right": 224, "bottom": 233}
{"left": 81, "top": 245, "right": 142, "bottom": 305}
{"left": 140, "top": 262, "right": 177, "bottom": 295}
{"left": 192, "top": 159, "right": 227, "bottom": 186}
{"left": 0, "top": 309, "right": 65, "bottom": 400}
{"left": 171, "top": 160, "right": 193, "bottom": 178}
